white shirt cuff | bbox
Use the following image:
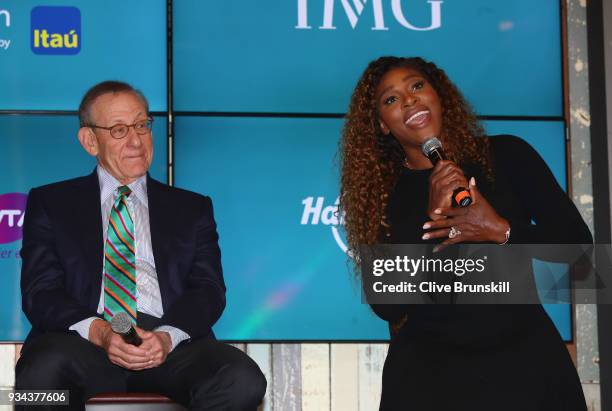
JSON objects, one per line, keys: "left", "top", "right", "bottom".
{"left": 69, "top": 317, "right": 100, "bottom": 340}
{"left": 154, "top": 325, "right": 190, "bottom": 351}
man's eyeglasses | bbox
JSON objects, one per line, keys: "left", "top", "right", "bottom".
{"left": 87, "top": 117, "right": 153, "bottom": 140}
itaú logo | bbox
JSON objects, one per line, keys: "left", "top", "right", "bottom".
{"left": 296, "top": 0, "right": 443, "bottom": 31}
{"left": 300, "top": 196, "right": 349, "bottom": 254}
{"left": 0, "top": 193, "right": 27, "bottom": 244}
{"left": 31, "top": 6, "right": 81, "bottom": 55}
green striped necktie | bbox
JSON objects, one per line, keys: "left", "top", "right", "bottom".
{"left": 103, "top": 185, "right": 137, "bottom": 323}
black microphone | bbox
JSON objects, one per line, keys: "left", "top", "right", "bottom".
{"left": 421, "top": 137, "right": 472, "bottom": 207}
{"left": 110, "top": 312, "right": 143, "bottom": 346}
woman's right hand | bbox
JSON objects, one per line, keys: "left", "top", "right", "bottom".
{"left": 427, "top": 160, "right": 469, "bottom": 220}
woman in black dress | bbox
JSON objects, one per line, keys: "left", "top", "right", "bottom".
{"left": 338, "top": 56, "right": 591, "bottom": 410}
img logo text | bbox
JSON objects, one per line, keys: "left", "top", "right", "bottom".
{"left": 296, "top": 0, "right": 443, "bottom": 31}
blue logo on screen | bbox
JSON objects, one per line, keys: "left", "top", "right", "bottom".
{"left": 31, "top": 6, "right": 80, "bottom": 55}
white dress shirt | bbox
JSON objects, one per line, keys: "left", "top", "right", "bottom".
{"left": 69, "top": 166, "right": 189, "bottom": 351}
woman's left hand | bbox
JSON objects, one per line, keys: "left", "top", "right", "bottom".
{"left": 422, "top": 177, "right": 510, "bottom": 245}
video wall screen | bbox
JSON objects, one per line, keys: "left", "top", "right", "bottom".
{"left": 175, "top": 117, "right": 571, "bottom": 340}
{"left": 173, "top": 0, "right": 561, "bottom": 116}
{"left": 0, "top": 0, "right": 166, "bottom": 111}
{"left": 0, "top": 1, "right": 571, "bottom": 341}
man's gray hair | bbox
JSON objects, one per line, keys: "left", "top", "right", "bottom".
{"left": 78, "top": 80, "right": 149, "bottom": 127}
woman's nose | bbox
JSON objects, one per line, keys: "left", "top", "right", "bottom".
{"left": 403, "top": 93, "right": 418, "bottom": 107}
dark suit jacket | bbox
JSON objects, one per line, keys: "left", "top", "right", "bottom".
{"left": 20, "top": 171, "right": 226, "bottom": 347}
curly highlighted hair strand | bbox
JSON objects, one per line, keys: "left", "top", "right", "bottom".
{"left": 339, "top": 57, "right": 491, "bottom": 268}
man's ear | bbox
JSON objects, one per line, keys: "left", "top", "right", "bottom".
{"left": 78, "top": 127, "right": 99, "bottom": 156}
{"left": 379, "top": 118, "right": 390, "bottom": 135}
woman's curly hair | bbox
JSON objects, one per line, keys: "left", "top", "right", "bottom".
{"left": 339, "top": 56, "right": 491, "bottom": 269}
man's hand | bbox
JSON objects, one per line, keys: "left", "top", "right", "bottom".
{"left": 89, "top": 319, "right": 158, "bottom": 370}
{"left": 138, "top": 329, "right": 172, "bottom": 369}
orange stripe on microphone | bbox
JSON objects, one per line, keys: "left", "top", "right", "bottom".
{"left": 455, "top": 191, "right": 470, "bottom": 203}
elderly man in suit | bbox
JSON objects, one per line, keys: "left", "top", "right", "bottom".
{"left": 16, "top": 81, "right": 266, "bottom": 410}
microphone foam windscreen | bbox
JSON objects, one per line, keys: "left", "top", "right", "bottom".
{"left": 110, "top": 312, "right": 132, "bottom": 334}
{"left": 421, "top": 137, "right": 442, "bottom": 157}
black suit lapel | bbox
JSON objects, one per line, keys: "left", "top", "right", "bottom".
{"left": 71, "top": 170, "right": 104, "bottom": 307}
{"left": 147, "top": 175, "right": 170, "bottom": 311}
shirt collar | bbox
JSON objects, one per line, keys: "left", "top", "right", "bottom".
{"left": 97, "top": 165, "right": 148, "bottom": 208}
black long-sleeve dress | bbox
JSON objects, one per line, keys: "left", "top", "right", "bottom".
{"left": 375, "top": 135, "right": 591, "bottom": 411}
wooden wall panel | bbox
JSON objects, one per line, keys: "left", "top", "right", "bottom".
{"left": 247, "top": 344, "right": 273, "bottom": 411}
{"left": 301, "top": 344, "right": 330, "bottom": 410}
{"left": 271, "top": 344, "right": 302, "bottom": 411}
{"left": 330, "top": 343, "right": 359, "bottom": 411}
{"left": 358, "top": 344, "right": 388, "bottom": 411}
{"left": 0, "top": 344, "right": 15, "bottom": 387}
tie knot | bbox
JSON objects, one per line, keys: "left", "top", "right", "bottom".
{"left": 117, "top": 185, "right": 132, "bottom": 198}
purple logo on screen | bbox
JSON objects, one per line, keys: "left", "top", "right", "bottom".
{"left": 0, "top": 193, "right": 27, "bottom": 244}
